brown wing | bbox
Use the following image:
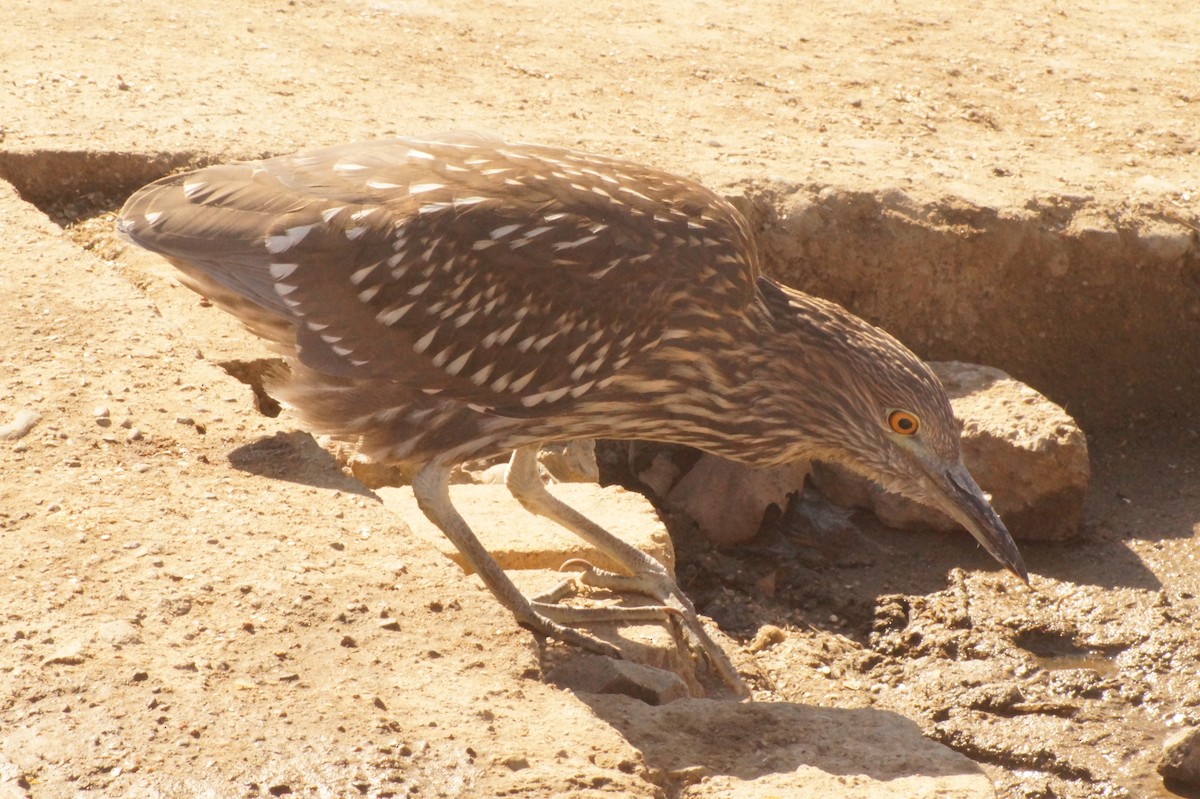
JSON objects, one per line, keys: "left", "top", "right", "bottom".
{"left": 117, "top": 135, "right": 759, "bottom": 411}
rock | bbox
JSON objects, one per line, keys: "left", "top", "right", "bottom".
{"left": 0, "top": 409, "right": 40, "bottom": 441}
{"left": 1159, "top": 726, "right": 1200, "bottom": 787}
{"left": 41, "top": 640, "right": 88, "bottom": 666}
{"left": 664, "top": 455, "right": 810, "bottom": 546}
{"left": 551, "top": 654, "right": 691, "bottom": 705}
{"left": 811, "top": 361, "right": 1089, "bottom": 542}
{"left": 346, "top": 452, "right": 408, "bottom": 489}
{"left": 97, "top": 619, "right": 143, "bottom": 648}
{"left": 636, "top": 451, "right": 685, "bottom": 498}
{"left": 749, "top": 624, "right": 787, "bottom": 652}
{"left": 537, "top": 439, "right": 600, "bottom": 483}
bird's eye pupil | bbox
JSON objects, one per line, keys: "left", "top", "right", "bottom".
{"left": 888, "top": 410, "right": 919, "bottom": 435}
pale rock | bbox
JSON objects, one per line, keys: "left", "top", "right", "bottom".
{"left": 637, "top": 451, "right": 685, "bottom": 498}
{"left": 537, "top": 439, "right": 600, "bottom": 483}
{"left": 0, "top": 409, "right": 39, "bottom": 441}
{"left": 97, "top": 619, "right": 143, "bottom": 648}
{"left": 664, "top": 456, "right": 810, "bottom": 546}
{"left": 345, "top": 450, "right": 408, "bottom": 488}
{"left": 1159, "top": 725, "right": 1200, "bottom": 787}
{"left": 551, "top": 654, "right": 690, "bottom": 705}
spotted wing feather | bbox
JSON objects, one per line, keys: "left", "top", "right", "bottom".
{"left": 118, "top": 136, "right": 759, "bottom": 411}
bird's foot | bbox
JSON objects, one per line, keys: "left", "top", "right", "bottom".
{"left": 535, "top": 559, "right": 749, "bottom": 699}
{"left": 511, "top": 610, "right": 624, "bottom": 659}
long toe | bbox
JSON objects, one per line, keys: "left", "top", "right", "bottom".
{"left": 561, "top": 561, "right": 749, "bottom": 698}
{"left": 516, "top": 608, "right": 624, "bottom": 659}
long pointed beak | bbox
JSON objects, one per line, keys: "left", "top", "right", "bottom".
{"left": 926, "top": 462, "right": 1029, "bottom": 584}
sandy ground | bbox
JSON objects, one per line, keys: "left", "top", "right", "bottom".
{"left": 1, "top": 1, "right": 1199, "bottom": 798}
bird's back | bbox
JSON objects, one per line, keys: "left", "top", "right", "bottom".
{"left": 118, "top": 135, "right": 762, "bottom": 415}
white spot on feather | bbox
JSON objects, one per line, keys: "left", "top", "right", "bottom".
{"left": 269, "top": 262, "right": 300, "bottom": 279}
{"left": 569, "top": 380, "right": 596, "bottom": 398}
{"left": 350, "top": 264, "right": 378, "bottom": 285}
{"left": 445, "top": 349, "right": 472, "bottom": 376}
{"left": 590, "top": 260, "right": 621, "bottom": 280}
{"left": 566, "top": 340, "right": 589, "bottom": 365}
{"left": 377, "top": 302, "right": 414, "bottom": 326}
{"left": 408, "top": 183, "right": 445, "bottom": 195}
{"left": 143, "top": 211, "right": 163, "bottom": 225}
{"left": 519, "top": 385, "right": 571, "bottom": 408}
{"left": 490, "top": 224, "right": 521, "bottom": 239}
{"left": 469, "top": 363, "right": 494, "bottom": 385}
{"left": 413, "top": 327, "right": 439, "bottom": 353}
{"left": 508, "top": 370, "right": 537, "bottom": 392}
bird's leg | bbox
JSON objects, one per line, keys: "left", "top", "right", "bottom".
{"left": 409, "top": 463, "right": 665, "bottom": 660}
{"left": 504, "top": 445, "right": 747, "bottom": 696}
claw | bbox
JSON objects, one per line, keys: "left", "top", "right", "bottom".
{"left": 558, "top": 557, "right": 599, "bottom": 574}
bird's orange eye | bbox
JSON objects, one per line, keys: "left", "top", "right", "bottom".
{"left": 888, "top": 410, "right": 920, "bottom": 435}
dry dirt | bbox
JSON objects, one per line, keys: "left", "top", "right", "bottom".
{"left": 2, "top": 1, "right": 1199, "bottom": 798}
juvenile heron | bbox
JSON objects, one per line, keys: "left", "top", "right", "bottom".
{"left": 117, "top": 134, "right": 1027, "bottom": 694}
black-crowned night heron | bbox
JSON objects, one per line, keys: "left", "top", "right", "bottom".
{"left": 117, "top": 134, "right": 1027, "bottom": 695}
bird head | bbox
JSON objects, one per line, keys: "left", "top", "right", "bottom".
{"left": 762, "top": 282, "right": 1028, "bottom": 583}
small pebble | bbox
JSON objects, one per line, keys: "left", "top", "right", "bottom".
{"left": 1159, "top": 725, "right": 1200, "bottom": 786}
{"left": 0, "top": 409, "right": 40, "bottom": 440}
{"left": 749, "top": 624, "right": 787, "bottom": 652}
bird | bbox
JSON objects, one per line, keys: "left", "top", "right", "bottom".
{"left": 116, "top": 133, "right": 1028, "bottom": 696}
